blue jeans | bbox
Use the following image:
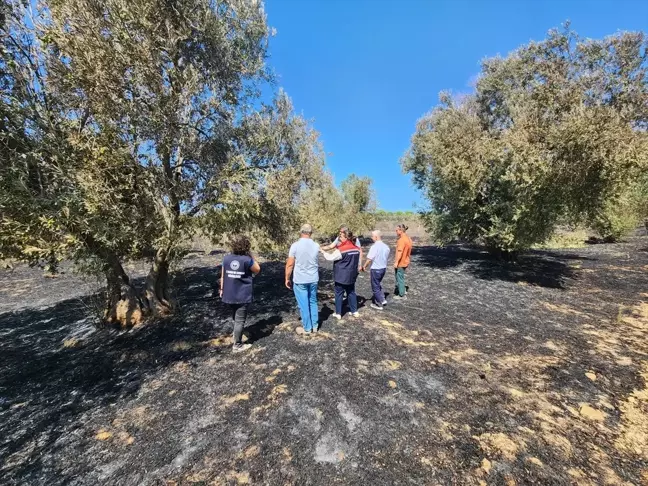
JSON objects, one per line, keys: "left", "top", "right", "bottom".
{"left": 293, "top": 282, "right": 319, "bottom": 331}
{"left": 335, "top": 283, "right": 357, "bottom": 315}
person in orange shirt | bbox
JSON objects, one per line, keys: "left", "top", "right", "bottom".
{"left": 393, "top": 224, "right": 412, "bottom": 300}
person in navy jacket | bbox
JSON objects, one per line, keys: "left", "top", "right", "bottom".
{"left": 331, "top": 229, "right": 361, "bottom": 319}
{"left": 220, "top": 235, "right": 261, "bottom": 353}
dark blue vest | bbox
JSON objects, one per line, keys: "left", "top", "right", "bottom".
{"left": 334, "top": 248, "right": 360, "bottom": 285}
{"left": 222, "top": 254, "right": 254, "bottom": 304}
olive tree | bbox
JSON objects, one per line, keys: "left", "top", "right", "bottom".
{"left": 2, "top": 0, "right": 339, "bottom": 325}
{"left": 404, "top": 26, "right": 648, "bottom": 254}
{"left": 1, "top": 1, "right": 161, "bottom": 322}
{"left": 298, "top": 173, "right": 376, "bottom": 241}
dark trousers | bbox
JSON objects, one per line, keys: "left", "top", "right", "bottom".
{"left": 229, "top": 304, "right": 248, "bottom": 345}
{"left": 370, "top": 268, "right": 386, "bottom": 305}
{"left": 334, "top": 282, "right": 357, "bottom": 315}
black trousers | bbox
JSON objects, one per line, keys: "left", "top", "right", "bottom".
{"left": 229, "top": 304, "right": 248, "bottom": 345}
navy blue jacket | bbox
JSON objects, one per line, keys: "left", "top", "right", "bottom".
{"left": 333, "top": 243, "right": 360, "bottom": 285}
{"left": 222, "top": 254, "right": 255, "bottom": 304}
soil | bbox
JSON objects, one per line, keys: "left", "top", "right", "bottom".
{"left": 1, "top": 237, "right": 648, "bottom": 485}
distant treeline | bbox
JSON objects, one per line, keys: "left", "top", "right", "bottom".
{"left": 375, "top": 210, "right": 420, "bottom": 222}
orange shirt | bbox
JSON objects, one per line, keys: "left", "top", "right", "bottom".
{"left": 395, "top": 234, "right": 412, "bottom": 268}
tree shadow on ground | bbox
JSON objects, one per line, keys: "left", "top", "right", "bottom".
{"left": 0, "top": 259, "right": 295, "bottom": 479}
{"left": 415, "top": 245, "right": 579, "bottom": 289}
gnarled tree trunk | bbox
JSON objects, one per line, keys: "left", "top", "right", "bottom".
{"left": 142, "top": 248, "right": 173, "bottom": 316}
{"left": 102, "top": 253, "right": 145, "bottom": 327}
{"left": 82, "top": 234, "right": 145, "bottom": 327}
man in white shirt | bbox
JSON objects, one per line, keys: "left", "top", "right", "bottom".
{"left": 362, "top": 230, "right": 390, "bottom": 310}
{"left": 285, "top": 224, "right": 320, "bottom": 333}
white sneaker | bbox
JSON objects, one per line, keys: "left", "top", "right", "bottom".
{"left": 382, "top": 301, "right": 388, "bottom": 306}
{"left": 351, "top": 312, "right": 360, "bottom": 318}
{"left": 332, "top": 313, "right": 342, "bottom": 320}
{"left": 232, "top": 343, "right": 252, "bottom": 353}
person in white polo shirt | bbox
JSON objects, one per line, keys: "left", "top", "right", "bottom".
{"left": 285, "top": 224, "right": 320, "bottom": 333}
{"left": 362, "top": 230, "right": 390, "bottom": 310}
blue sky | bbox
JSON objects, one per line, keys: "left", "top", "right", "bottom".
{"left": 264, "top": 0, "right": 648, "bottom": 211}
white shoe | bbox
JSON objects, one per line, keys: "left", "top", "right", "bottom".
{"left": 232, "top": 343, "right": 252, "bottom": 353}
{"left": 332, "top": 313, "right": 342, "bottom": 320}
{"left": 382, "top": 301, "right": 387, "bottom": 306}
{"left": 351, "top": 312, "right": 360, "bottom": 318}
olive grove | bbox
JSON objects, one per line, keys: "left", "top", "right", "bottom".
{"left": 1, "top": 0, "right": 375, "bottom": 325}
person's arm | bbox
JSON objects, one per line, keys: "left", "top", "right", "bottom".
{"left": 219, "top": 263, "right": 224, "bottom": 298}
{"left": 394, "top": 240, "right": 404, "bottom": 268}
{"left": 285, "top": 256, "right": 295, "bottom": 289}
{"left": 363, "top": 258, "right": 373, "bottom": 272}
{"left": 363, "top": 245, "right": 375, "bottom": 272}
{"left": 250, "top": 255, "right": 261, "bottom": 275}
{"left": 321, "top": 237, "right": 338, "bottom": 252}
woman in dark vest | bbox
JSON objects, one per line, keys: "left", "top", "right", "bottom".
{"left": 220, "top": 235, "right": 261, "bottom": 353}
{"left": 332, "top": 229, "right": 361, "bottom": 320}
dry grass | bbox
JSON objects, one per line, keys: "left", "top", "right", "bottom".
{"left": 533, "top": 227, "right": 591, "bottom": 249}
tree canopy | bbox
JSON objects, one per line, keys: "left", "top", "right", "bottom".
{"left": 1, "top": 0, "right": 376, "bottom": 325}
{"left": 403, "top": 26, "right": 648, "bottom": 253}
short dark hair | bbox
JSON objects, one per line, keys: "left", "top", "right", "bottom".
{"left": 340, "top": 228, "right": 354, "bottom": 241}
{"left": 397, "top": 224, "right": 409, "bottom": 232}
{"left": 229, "top": 235, "right": 251, "bottom": 256}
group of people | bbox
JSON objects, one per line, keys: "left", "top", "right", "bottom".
{"left": 220, "top": 224, "right": 413, "bottom": 352}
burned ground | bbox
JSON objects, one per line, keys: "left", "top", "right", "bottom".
{"left": 1, "top": 238, "right": 648, "bottom": 485}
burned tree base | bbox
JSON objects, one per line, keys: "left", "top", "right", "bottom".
{"left": 103, "top": 285, "right": 147, "bottom": 328}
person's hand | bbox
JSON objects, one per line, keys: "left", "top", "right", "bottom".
{"left": 285, "top": 279, "right": 292, "bottom": 289}
{"left": 219, "top": 289, "right": 223, "bottom": 298}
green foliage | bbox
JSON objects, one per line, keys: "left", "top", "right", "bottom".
{"left": 298, "top": 170, "right": 345, "bottom": 240}
{"left": 532, "top": 228, "right": 589, "bottom": 250}
{"left": 403, "top": 26, "right": 648, "bottom": 253}
{"left": 299, "top": 173, "right": 376, "bottom": 240}
{"left": 199, "top": 91, "right": 330, "bottom": 251}
{"left": 591, "top": 174, "right": 648, "bottom": 241}
{"left": 41, "top": 0, "right": 274, "bottom": 263}
{"left": 339, "top": 174, "right": 377, "bottom": 237}
{"left": 591, "top": 199, "right": 640, "bottom": 242}
{"left": 1, "top": 0, "right": 373, "bottom": 320}
{"left": 2, "top": 1, "right": 163, "bottom": 272}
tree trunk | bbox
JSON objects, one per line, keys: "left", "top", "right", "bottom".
{"left": 102, "top": 253, "right": 145, "bottom": 327}
{"left": 80, "top": 234, "right": 145, "bottom": 327}
{"left": 142, "top": 248, "right": 173, "bottom": 316}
